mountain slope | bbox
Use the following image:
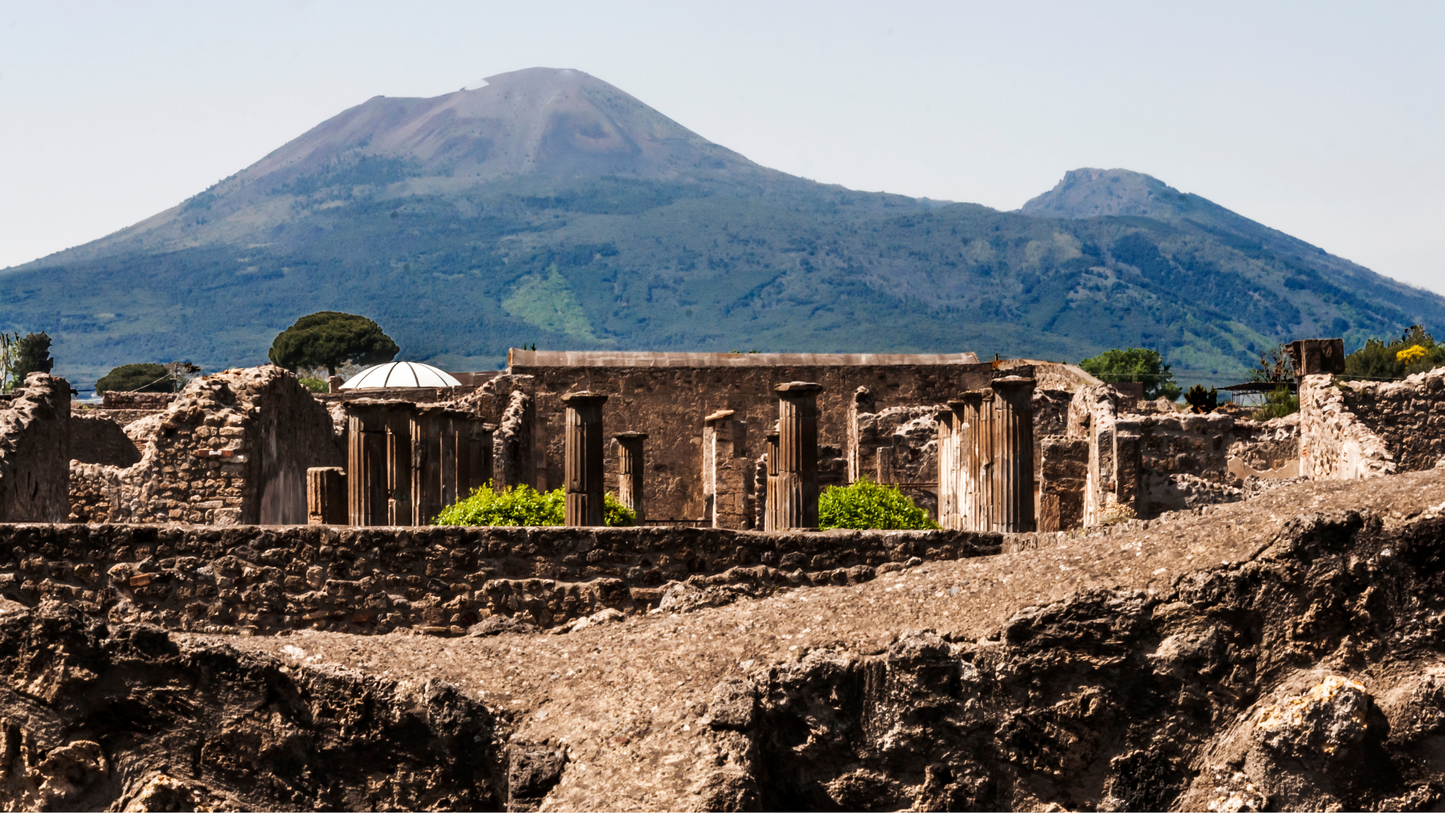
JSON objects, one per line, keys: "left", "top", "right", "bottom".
{"left": 4, "top": 70, "right": 1443, "bottom": 390}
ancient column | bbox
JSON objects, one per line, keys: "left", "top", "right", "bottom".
{"left": 763, "top": 431, "right": 779, "bottom": 532}
{"left": 411, "top": 410, "right": 444, "bottom": 525}
{"left": 614, "top": 432, "right": 647, "bottom": 524}
{"left": 347, "top": 410, "right": 389, "bottom": 526}
{"left": 386, "top": 409, "right": 412, "bottom": 526}
{"left": 991, "top": 376, "right": 1036, "bottom": 533}
{"left": 956, "top": 391, "right": 988, "bottom": 533}
{"left": 934, "top": 408, "right": 958, "bottom": 530}
{"left": 562, "top": 391, "right": 608, "bottom": 526}
{"left": 774, "top": 382, "right": 823, "bottom": 530}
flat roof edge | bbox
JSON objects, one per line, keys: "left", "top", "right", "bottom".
{"left": 508, "top": 350, "right": 983, "bottom": 368}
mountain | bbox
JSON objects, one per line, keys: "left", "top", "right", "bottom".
{"left": 4, "top": 68, "right": 1444, "bottom": 390}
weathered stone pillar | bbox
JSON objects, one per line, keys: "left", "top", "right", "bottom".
{"left": 347, "top": 411, "right": 388, "bottom": 526}
{"left": 306, "top": 467, "right": 347, "bottom": 525}
{"left": 934, "top": 408, "right": 958, "bottom": 530}
{"left": 1287, "top": 337, "right": 1346, "bottom": 378}
{"left": 774, "top": 382, "right": 822, "bottom": 530}
{"left": 991, "top": 376, "right": 1036, "bottom": 533}
{"left": 705, "top": 410, "right": 752, "bottom": 529}
{"left": 385, "top": 409, "right": 412, "bottom": 526}
{"left": 957, "top": 390, "right": 989, "bottom": 533}
{"left": 562, "top": 391, "right": 608, "bottom": 526}
{"left": 1037, "top": 437, "right": 1088, "bottom": 532}
{"left": 411, "top": 410, "right": 444, "bottom": 525}
{"left": 614, "top": 432, "right": 647, "bottom": 524}
{"left": 763, "top": 431, "right": 779, "bottom": 532}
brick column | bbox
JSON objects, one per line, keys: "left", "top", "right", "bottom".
{"left": 991, "top": 376, "right": 1036, "bottom": 533}
{"left": 614, "top": 432, "right": 647, "bottom": 524}
{"left": 774, "top": 382, "right": 823, "bottom": 530}
{"left": 562, "top": 391, "right": 608, "bottom": 526}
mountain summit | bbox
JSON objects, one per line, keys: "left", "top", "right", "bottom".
{"left": 4, "top": 70, "right": 1444, "bottom": 387}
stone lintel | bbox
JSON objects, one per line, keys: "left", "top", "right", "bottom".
{"left": 613, "top": 431, "right": 649, "bottom": 440}
{"left": 704, "top": 410, "right": 737, "bottom": 423}
{"left": 561, "top": 390, "right": 609, "bottom": 405}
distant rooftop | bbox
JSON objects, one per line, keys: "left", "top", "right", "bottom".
{"left": 508, "top": 349, "right": 982, "bottom": 368}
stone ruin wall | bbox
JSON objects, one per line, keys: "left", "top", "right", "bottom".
{"left": 69, "top": 367, "right": 343, "bottom": 525}
{"left": 1059, "top": 384, "right": 1301, "bottom": 526}
{"left": 0, "top": 374, "right": 71, "bottom": 522}
{"left": 1300, "top": 369, "right": 1445, "bottom": 479}
{"left": 0, "top": 522, "right": 1001, "bottom": 635}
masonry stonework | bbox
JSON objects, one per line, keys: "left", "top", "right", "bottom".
{"left": 0, "top": 374, "right": 71, "bottom": 522}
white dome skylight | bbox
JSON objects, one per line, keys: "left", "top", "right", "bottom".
{"left": 339, "top": 361, "right": 462, "bottom": 390}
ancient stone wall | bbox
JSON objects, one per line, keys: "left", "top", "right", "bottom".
{"left": 68, "top": 367, "right": 343, "bottom": 525}
{"left": 0, "top": 523, "right": 1001, "bottom": 634}
{"left": 1300, "top": 369, "right": 1445, "bottom": 479}
{"left": 1063, "top": 385, "right": 1302, "bottom": 524}
{"left": 0, "top": 374, "right": 71, "bottom": 522}
{"left": 511, "top": 355, "right": 1020, "bottom": 522}
{"left": 453, "top": 375, "right": 535, "bottom": 491}
{"left": 69, "top": 410, "right": 143, "bottom": 467}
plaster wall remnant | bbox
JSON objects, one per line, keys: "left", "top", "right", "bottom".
{"left": 509, "top": 350, "right": 1051, "bottom": 521}
{"left": 613, "top": 433, "right": 647, "bottom": 524}
{"left": 0, "top": 373, "right": 71, "bottom": 522}
{"left": 562, "top": 391, "right": 608, "bottom": 527}
{"left": 774, "top": 382, "right": 823, "bottom": 530}
{"left": 69, "top": 366, "right": 342, "bottom": 525}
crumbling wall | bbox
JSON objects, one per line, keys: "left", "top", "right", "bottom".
{"left": 453, "top": 375, "right": 535, "bottom": 490}
{"left": 1060, "top": 385, "right": 1297, "bottom": 524}
{"left": 68, "top": 367, "right": 342, "bottom": 525}
{"left": 0, "top": 523, "right": 1002, "bottom": 634}
{"left": 1298, "top": 374, "right": 1396, "bottom": 480}
{"left": 0, "top": 374, "right": 70, "bottom": 522}
{"left": 1300, "top": 368, "right": 1445, "bottom": 478}
{"left": 69, "top": 411, "right": 142, "bottom": 467}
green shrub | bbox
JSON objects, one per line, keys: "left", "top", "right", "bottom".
{"left": 818, "top": 479, "right": 940, "bottom": 531}
{"left": 297, "top": 376, "right": 329, "bottom": 393}
{"left": 1252, "top": 386, "right": 1299, "bottom": 421}
{"left": 1184, "top": 384, "right": 1218, "bottom": 414}
{"left": 1345, "top": 325, "right": 1445, "bottom": 380}
{"left": 432, "top": 483, "right": 635, "bottom": 527}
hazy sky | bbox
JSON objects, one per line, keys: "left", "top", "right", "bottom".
{"left": 2, "top": 1, "right": 1442, "bottom": 296}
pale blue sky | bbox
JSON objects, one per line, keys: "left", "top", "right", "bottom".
{"left": 2, "top": 1, "right": 1442, "bottom": 295}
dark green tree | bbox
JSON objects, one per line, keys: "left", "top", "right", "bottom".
{"left": 95, "top": 363, "right": 175, "bottom": 394}
{"left": 1079, "top": 347, "right": 1183, "bottom": 401}
{"left": 11, "top": 332, "right": 53, "bottom": 384}
{"left": 268, "top": 311, "right": 398, "bottom": 376}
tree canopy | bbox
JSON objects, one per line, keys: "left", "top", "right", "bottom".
{"left": 1080, "top": 347, "right": 1182, "bottom": 401}
{"left": 268, "top": 311, "right": 398, "bottom": 376}
{"left": 0, "top": 332, "right": 53, "bottom": 392}
{"left": 95, "top": 363, "right": 176, "bottom": 394}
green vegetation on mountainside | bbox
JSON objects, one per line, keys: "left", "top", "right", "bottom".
{"left": 4, "top": 173, "right": 1442, "bottom": 390}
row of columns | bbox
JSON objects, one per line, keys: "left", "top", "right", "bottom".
{"left": 344, "top": 403, "right": 496, "bottom": 526}
{"left": 935, "top": 376, "right": 1036, "bottom": 533}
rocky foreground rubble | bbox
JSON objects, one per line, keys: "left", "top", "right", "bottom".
{"left": 5, "top": 470, "right": 1445, "bottom": 810}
